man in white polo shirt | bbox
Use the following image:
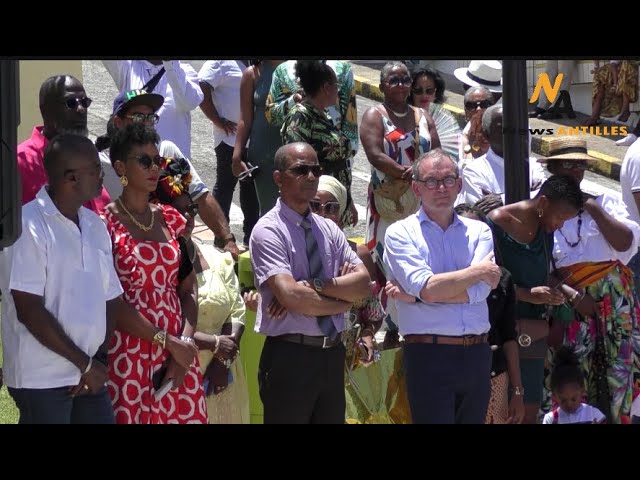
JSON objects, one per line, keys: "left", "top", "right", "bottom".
{"left": 0, "top": 134, "right": 198, "bottom": 423}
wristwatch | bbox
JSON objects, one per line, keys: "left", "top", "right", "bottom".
{"left": 312, "top": 278, "right": 324, "bottom": 293}
{"left": 214, "top": 233, "right": 236, "bottom": 249}
{"left": 512, "top": 386, "right": 525, "bottom": 397}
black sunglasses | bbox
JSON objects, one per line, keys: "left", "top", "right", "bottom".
{"left": 413, "top": 87, "right": 436, "bottom": 96}
{"left": 414, "top": 175, "right": 458, "bottom": 190}
{"left": 129, "top": 154, "right": 165, "bottom": 169}
{"left": 386, "top": 76, "right": 412, "bottom": 88}
{"left": 126, "top": 112, "right": 160, "bottom": 125}
{"left": 63, "top": 96, "right": 92, "bottom": 110}
{"left": 309, "top": 200, "right": 341, "bottom": 216}
{"left": 558, "top": 160, "right": 588, "bottom": 170}
{"left": 286, "top": 164, "right": 322, "bottom": 178}
{"left": 464, "top": 99, "right": 494, "bottom": 110}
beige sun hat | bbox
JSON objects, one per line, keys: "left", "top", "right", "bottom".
{"left": 537, "top": 136, "right": 598, "bottom": 163}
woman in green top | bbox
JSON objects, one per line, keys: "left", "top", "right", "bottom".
{"left": 486, "top": 175, "right": 584, "bottom": 424}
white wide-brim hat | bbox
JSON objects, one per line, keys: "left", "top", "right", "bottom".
{"left": 454, "top": 60, "right": 503, "bottom": 93}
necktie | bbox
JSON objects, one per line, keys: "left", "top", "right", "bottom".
{"left": 300, "top": 217, "right": 337, "bottom": 338}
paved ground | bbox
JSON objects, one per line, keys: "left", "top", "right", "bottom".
{"left": 82, "top": 60, "right": 624, "bottom": 245}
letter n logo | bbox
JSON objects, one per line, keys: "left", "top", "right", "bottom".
{"left": 530, "top": 73, "right": 563, "bottom": 104}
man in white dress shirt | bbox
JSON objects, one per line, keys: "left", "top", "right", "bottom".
{"left": 461, "top": 105, "right": 546, "bottom": 205}
{"left": 102, "top": 60, "right": 203, "bottom": 158}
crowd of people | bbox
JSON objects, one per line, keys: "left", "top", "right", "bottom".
{"left": 1, "top": 59, "right": 639, "bottom": 424}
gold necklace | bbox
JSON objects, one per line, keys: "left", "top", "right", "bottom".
{"left": 117, "top": 198, "right": 155, "bottom": 232}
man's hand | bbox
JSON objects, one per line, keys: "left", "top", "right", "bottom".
{"left": 219, "top": 118, "right": 237, "bottom": 136}
{"left": 267, "top": 296, "right": 287, "bottom": 319}
{"left": 70, "top": 359, "right": 109, "bottom": 396}
{"left": 232, "top": 151, "right": 249, "bottom": 178}
{"left": 476, "top": 192, "right": 503, "bottom": 214}
{"left": 243, "top": 290, "right": 259, "bottom": 312}
{"left": 348, "top": 202, "right": 359, "bottom": 226}
{"left": 223, "top": 241, "right": 240, "bottom": 260}
{"left": 473, "top": 252, "right": 501, "bottom": 289}
{"left": 385, "top": 280, "right": 416, "bottom": 303}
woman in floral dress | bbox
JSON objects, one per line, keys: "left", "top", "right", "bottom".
{"left": 103, "top": 123, "right": 207, "bottom": 424}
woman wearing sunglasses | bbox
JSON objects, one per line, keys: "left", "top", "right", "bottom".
{"left": 102, "top": 123, "right": 207, "bottom": 424}
{"left": 540, "top": 137, "right": 640, "bottom": 424}
{"left": 360, "top": 61, "right": 440, "bottom": 342}
{"left": 458, "top": 86, "right": 495, "bottom": 165}
{"left": 153, "top": 158, "right": 251, "bottom": 425}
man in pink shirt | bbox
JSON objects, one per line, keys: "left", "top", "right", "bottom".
{"left": 18, "top": 75, "right": 110, "bottom": 213}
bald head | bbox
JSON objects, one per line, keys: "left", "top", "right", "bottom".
{"left": 39, "top": 75, "right": 89, "bottom": 138}
{"left": 274, "top": 142, "right": 316, "bottom": 172}
{"left": 481, "top": 104, "right": 503, "bottom": 152}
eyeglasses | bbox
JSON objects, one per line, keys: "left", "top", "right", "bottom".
{"left": 464, "top": 99, "right": 494, "bottom": 110}
{"left": 309, "top": 200, "right": 341, "bottom": 216}
{"left": 558, "top": 160, "right": 588, "bottom": 170}
{"left": 63, "top": 96, "right": 92, "bottom": 110}
{"left": 414, "top": 175, "right": 458, "bottom": 190}
{"left": 129, "top": 154, "right": 166, "bottom": 170}
{"left": 286, "top": 164, "right": 322, "bottom": 178}
{"left": 412, "top": 87, "right": 436, "bottom": 96}
{"left": 386, "top": 76, "right": 412, "bottom": 88}
{"left": 125, "top": 113, "right": 160, "bottom": 125}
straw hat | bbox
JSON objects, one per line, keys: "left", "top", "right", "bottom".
{"left": 537, "top": 137, "right": 598, "bottom": 163}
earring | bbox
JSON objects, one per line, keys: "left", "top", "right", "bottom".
{"left": 120, "top": 175, "right": 129, "bottom": 187}
{"left": 538, "top": 209, "right": 543, "bottom": 218}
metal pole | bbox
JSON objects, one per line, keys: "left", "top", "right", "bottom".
{"left": 502, "top": 60, "right": 530, "bottom": 204}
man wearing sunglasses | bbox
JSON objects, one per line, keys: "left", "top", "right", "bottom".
{"left": 103, "top": 60, "right": 203, "bottom": 159}
{"left": 250, "top": 142, "right": 370, "bottom": 423}
{"left": 97, "top": 89, "right": 240, "bottom": 258}
{"left": 461, "top": 105, "right": 546, "bottom": 205}
{"left": 384, "top": 149, "right": 500, "bottom": 423}
{"left": 17, "top": 75, "right": 111, "bottom": 214}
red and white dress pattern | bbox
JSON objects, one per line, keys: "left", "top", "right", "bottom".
{"left": 103, "top": 205, "right": 207, "bottom": 424}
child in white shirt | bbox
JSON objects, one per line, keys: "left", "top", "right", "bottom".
{"left": 543, "top": 347, "right": 606, "bottom": 424}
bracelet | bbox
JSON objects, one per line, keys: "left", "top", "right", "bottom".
{"left": 512, "top": 386, "right": 525, "bottom": 397}
{"left": 82, "top": 357, "right": 93, "bottom": 375}
{"left": 212, "top": 335, "right": 220, "bottom": 354}
{"left": 180, "top": 336, "right": 195, "bottom": 344}
{"left": 152, "top": 329, "right": 167, "bottom": 349}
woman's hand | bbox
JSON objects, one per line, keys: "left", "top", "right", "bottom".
{"left": 528, "top": 286, "right": 565, "bottom": 305}
{"left": 506, "top": 393, "right": 525, "bottom": 424}
{"left": 243, "top": 290, "right": 260, "bottom": 312}
{"left": 215, "top": 334, "right": 238, "bottom": 361}
{"left": 166, "top": 335, "right": 198, "bottom": 370}
{"left": 203, "top": 358, "right": 229, "bottom": 396}
{"left": 164, "top": 356, "right": 188, "bottom": 389}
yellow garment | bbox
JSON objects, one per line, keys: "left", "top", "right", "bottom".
{"left": 196, "top": 242, "right": 250, "bottom": 424}
{"left": 592, "top": 61, "right": 639, "bottom": 117}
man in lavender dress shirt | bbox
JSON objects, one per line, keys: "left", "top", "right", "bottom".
{"left": 250, "top": 142, "right": 371, "bottom": 424}
{"left": 384, "top": 149, "right": 501, "bottom": 424}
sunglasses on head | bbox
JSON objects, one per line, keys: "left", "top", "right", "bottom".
{"left": 286, "top": 164, "right": 322, "bottom": 178}
{"left": 414, "top": 175, "right": 458, "bottom": 190}
{"left": 558, "top": 160, "right": 588, "bottom": 170}
{"left": 386, "top": 76, "right": 412, "bottom": 88}
{"left": 413, "top": 87, "right": 436, "bottom": 96}
{"left": 130, "top": 154, "right": 165, "bottom": 169}
{"left": 126, "top": 112, "right": 160, "bottom": 125}
{"left": 63, "top": 96, "right": 92, "bottom": 110}
{"left": 464, "top": 99, "right": 494, "bottom": 110}
{"left": 309, "top": 200, "right": 341, "bottom": 216}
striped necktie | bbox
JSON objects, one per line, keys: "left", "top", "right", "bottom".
{"left": 300, "top": 217, "right": 337, "bottom": 338}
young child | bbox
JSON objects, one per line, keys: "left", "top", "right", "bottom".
{"left": 543, "top": 347, "right": 606, "bottom": 424}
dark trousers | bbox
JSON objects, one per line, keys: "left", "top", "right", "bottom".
{"left": 403, "top": 342, "right": 491, "bottom": 424}
{"left": 258, "top": 337, "right": 346, "bottom": 424}
{"left": 8, "top": 386, "right": 115, "bottom": 424}
{"left": 632, "top": 118, "right": 640, "bottom": 137}
{"left": 213, "top": 142, "right": 259, "bottom": 245}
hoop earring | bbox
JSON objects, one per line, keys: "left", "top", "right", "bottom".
{"left": 120, "top": 175, "right": 129, "bottom": 187}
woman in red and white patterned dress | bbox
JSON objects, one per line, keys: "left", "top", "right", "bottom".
{"left": 103, "top": 123, "right": 207, "bottom": 423}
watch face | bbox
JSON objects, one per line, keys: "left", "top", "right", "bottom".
{"left": 313, "top": 278, "right": 323, "bottom": 291}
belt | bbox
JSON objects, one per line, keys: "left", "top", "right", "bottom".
{"left": 404, "top": 333, "right": 488, "bottom": 347}
{"left": 275, "top": 333, "right": 342, "bottom": 349}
